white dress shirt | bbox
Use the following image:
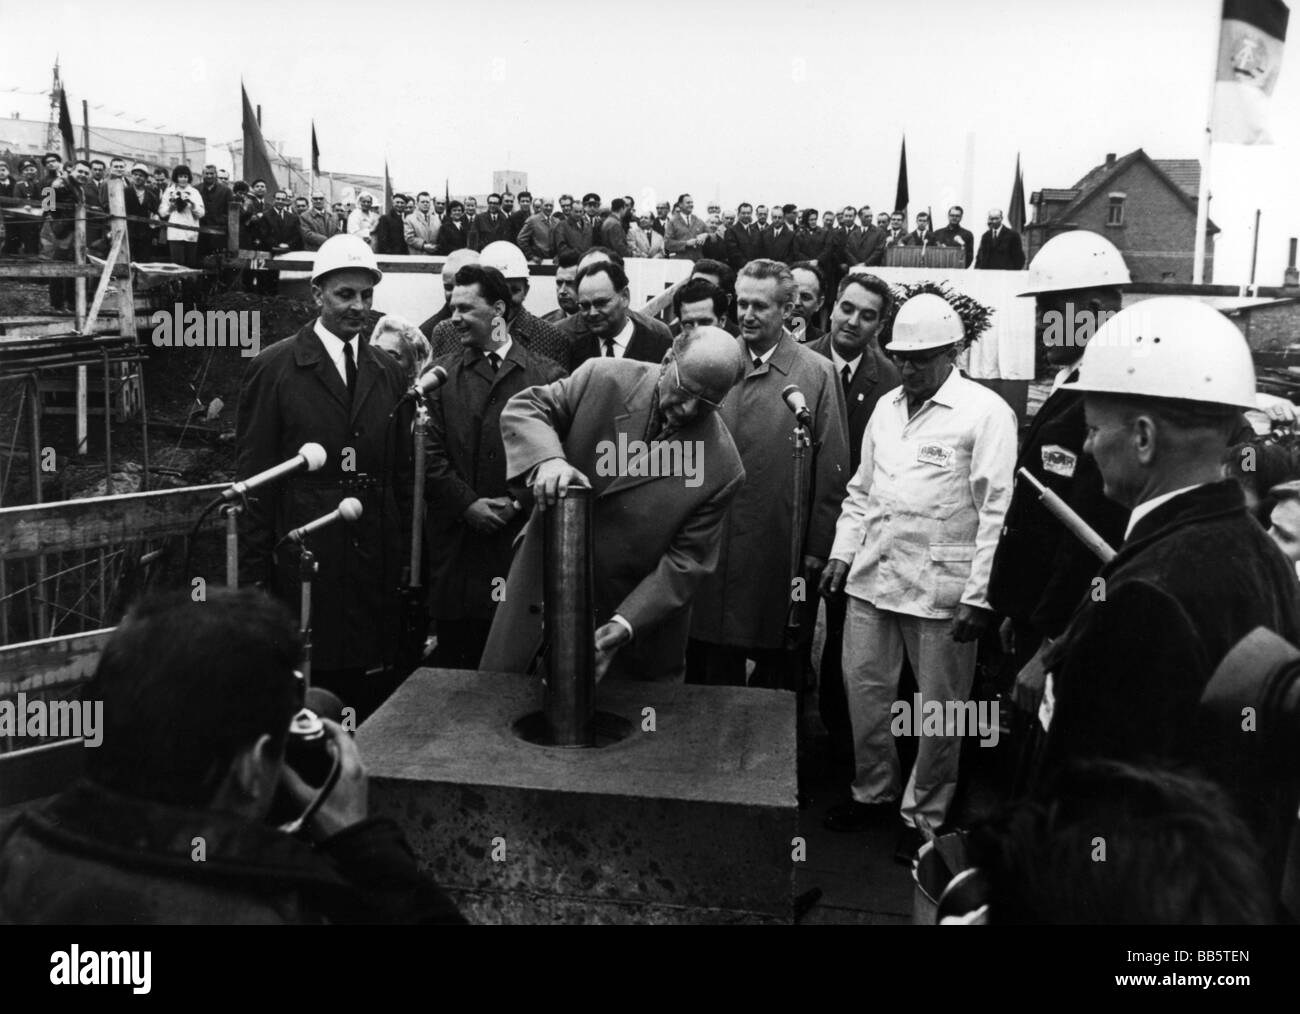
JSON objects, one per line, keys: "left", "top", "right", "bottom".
{"left": 1123, "top": 484, "right": 1204, "bottom": 540}
{"left": 314, "top": 319, "right": 359, "bottom": 388}
{"left": 829, "top": 368, "right": 1018, "bottom": 617}
{"left": 831, "top": 346, "right": 863, "bottom": 385}
{"left": 599, "top": 319, "right": 635, "bottom": 358}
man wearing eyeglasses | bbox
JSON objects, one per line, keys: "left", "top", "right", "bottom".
{"left": 480, "top": 326, "right": 748, "bottom": 683}
{"left": 567, "top": 261, "right": 671, "bottom": 369}
{"left": 553, "top": 192, "right": 598, "bottom": 259}
{"left": 468, "top": 192, "right": 514, "bottom": 251}
{"left": 819, "top": 294, "right": 1016, "bottom": 859}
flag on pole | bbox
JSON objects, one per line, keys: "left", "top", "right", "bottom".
{"left": 383, "top": 161, "right": 393, "bottom": 215}
{"left": 444, "top": 178, "right": 450, "bottom": 207}
{"left": 894, "top": 136, "right": 909, "bottom": 220}
{"left": 311, "top": 122, "right": 320, "bottom": 175}
{"left": 57, "top": 88, "right": 76, "bottom": 165}
{"left": 1211, "top": 0, "right": 1290, "bottom": 144}
{"left": 1008, "top": 153, "right": 1026, "bottom": 233}
{"left": 240, "top": 83, "right": 278, "bottom": 188}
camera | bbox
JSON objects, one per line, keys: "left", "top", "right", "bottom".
{"left": 284, "top": 707, "right": 334, "bottom": 787}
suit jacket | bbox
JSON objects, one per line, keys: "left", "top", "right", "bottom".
{"left": 903, "top": 228, "right": 937, "bottom": 247}
{"left": 467, "top": 210, "right": 513, "bottom": 251}
{"left": 507, "top": 207, "right": 530, "bottom": 240}
{"left": 884, "top": 228, "right": 907, "bottom": 249}
{"left": 805, "top": 335, "right": 900, "bottom": 474}
{"left": 425, "top": 342, "right": 566, "bottom": 622}
{"left": 690, "top": 331, "right": 851, "bottom": 650}
{"left": 557, "top": 309, "right": 672, "bottom": 368}
{"left": 197, "top": 181, "right": 231, "bottom": 237}
{"left": 599, "top": 214, "right": 629, "bottom": 256}
{"left": 842, "top": 225, "right": 887, "bottom": 267}
{"left": 975, "top": 226, "right": 1026, "bottom": 270}
{"left": 236, "top": 322, "right": 413, "bottom": 671}
{"left": 552, "top": 214, "right": 593, "bottom": 259}
{"left": 664, "top": 211, "right": 707, "bottom": 260}
{"left": 371, "top": 210, "right": 407, "bottom": 255}
{"left": 299, "top": 209, "right": 338, "bottom": 251}
{"left": 761, "top": 224, "right": 797, "bottom": 264}
{"left": 724, "top": 221, "right": 763, "bottom": 270}
{"left": 517, "top": 212, "right": 555, "bottom": 260}
{"left": 793, "top": 227, "right": 827, "bottom": 262}
{"left": 480, "top": 359, "right": 747, "bottom": 681}
{"left": 435, "top": 217, "right": 468, "bottom": 255}
{"left": 404, "top": 210, "right": 440, "bottom": 254}
{"left": 567, "top": 316, "right": 672, "bottom": 372}
{"left": 932, "top": 225, "right": 975, "bottom": 267}
{"left": 429, "top": 306, "right": 570, "bottom": 370}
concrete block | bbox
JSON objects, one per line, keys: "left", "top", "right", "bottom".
{"left": 359, "top": 668, "right": 798, "bottom": 924}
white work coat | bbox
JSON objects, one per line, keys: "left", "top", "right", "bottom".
{"left": 830, "top": 368, "right": 1016, "bottom": 618}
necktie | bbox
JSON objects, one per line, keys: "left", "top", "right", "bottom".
{"left": 343, "top": 340, "right": 357, "bottom": 402}
{"left": 841, "top": 363, "right": 852, "bottom": 395}
{"left": 488, "top": 351, "right": 502, "bottom": 372}
{"left": 752, "top": 356, "right": 763, "bottom": 371}
{"left": 603, "top": 337, "right": 616, "bottom": 358}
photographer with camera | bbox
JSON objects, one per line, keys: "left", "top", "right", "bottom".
{"left": 158, "top": 163, "right": 205, "bottom": 269}
{"left": 0, "top": 588, "right": 464, "bottom": 925}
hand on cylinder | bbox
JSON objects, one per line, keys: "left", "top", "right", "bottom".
{"left": 531, "top": 457, "right": 591, "bottom": 511}
{"left": 594, "top": 621, "right": 631, "bottom": 683}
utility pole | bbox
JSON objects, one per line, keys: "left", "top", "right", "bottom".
{"left": 81, "top": 99, "right": 89, "bottom": 161}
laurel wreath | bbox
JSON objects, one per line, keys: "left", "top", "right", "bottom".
{"left": 880, "top": 280, "right": 995, "bottom": 350}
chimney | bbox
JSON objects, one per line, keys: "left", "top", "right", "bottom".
{"left": 1105, "top": 153, "right": 1116, "bottom": 167}
{"left": 1285, "top": 237, "right": 1299, "bottom": 289}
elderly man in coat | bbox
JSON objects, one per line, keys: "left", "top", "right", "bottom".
{"left": 479, "top": 327, "right": 748, "bottom": 682}
{"left": 236, "top": 234, "right": 413, "bottom": 720}
{"left": 686, "top": 259, "right": 850, "bottom": 690}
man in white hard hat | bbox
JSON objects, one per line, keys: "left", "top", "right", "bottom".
{"left": 989, "top": 232, "right": 1133, "bottom": 710}
{"left": 237, "top": 234, "right": 414, "bottom": 720}
{"left": 426, "top": 240, "right": 568, "bottom": 369}
{"left": 819, "top": 293, "right": 1017, "bottom": 858}
{"left": 1031, "top": 296, "right": 1300, "bottom": 890}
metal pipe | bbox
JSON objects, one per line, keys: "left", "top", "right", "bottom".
{"left": 542, "top": 487, "right": 595, "bottom": 747}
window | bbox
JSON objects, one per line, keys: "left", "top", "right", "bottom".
{"left": 1107, "top": 192, "right": 1126, "bottom": 227}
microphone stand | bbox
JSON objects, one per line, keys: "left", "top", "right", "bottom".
{"left": 299, "top": 544, "right": 318, "bottom": 686}
{"left": 398, "top": 405, "right": 430, "bottom": 671}
{"left": 221, "top": 499, "right": 243, "bottom": 588}
{"left": 785, "top": 420, "right": 811, "bottom": 645}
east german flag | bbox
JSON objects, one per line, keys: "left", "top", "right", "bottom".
{"left": 1212, "top": 0, "right": 1290, "bottom": 143}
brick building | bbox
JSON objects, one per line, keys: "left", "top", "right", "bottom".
{"left": 1026, "top": 149, "right": 1217, "bottom": 283}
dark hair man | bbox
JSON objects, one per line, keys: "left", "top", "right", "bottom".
{"left": 569, "top": 261, "right": 672, "bottom": 368}
{"left": 672, "top": 277, "right": 729, "bottom": 336}
{"left": 762, "top": 204, "right": 798, "bottom": 264}
{"left": 932, "top": 206, "right": 975, "bottom": 268}
{"left": 197, "top": 163, "right": 232, "bottom": 262}
{"left": 789, "top": 260, "right": 827, "bottom": 342}
{"left": 724, "top": 202, "right": 763, "bottom": 271}
{"left": 424, "top": 264, "right": 566, "bottom": 667}
{"left": 665, "top": 193, "right": 708, "bottom": 261}
{"left": 974, "top": 207, "right": 1025, "bottom": 270}
{"left": 468, "top": 192, "right": 513, "bottom": 251}
{"left": 542, "top": 250, "right": 582, "bottom": 322}
{"left": 0, "top": 588, "right": 463, "bottom": 924}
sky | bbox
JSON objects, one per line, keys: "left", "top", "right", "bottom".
{"left": 2, "top": 0, "right": 1299, "bottom": 284}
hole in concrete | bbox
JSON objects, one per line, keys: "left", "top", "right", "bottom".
{"left": 511, "top": 710, "right": 634, "bottom": 749}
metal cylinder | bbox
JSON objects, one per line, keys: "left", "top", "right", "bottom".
{"left": 542, "top": 487, "right": 595, "bottom": 746}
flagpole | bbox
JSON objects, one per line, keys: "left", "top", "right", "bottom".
{"left": 1193, "top": 5, "right": 1225, "bottom": 285}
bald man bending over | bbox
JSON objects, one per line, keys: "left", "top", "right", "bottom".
{"left": 481, "top": 327, "right": 748, "bottom": 682}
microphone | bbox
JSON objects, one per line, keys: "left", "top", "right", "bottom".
{"left": 282, "top": 497, "right": 363, "bottom": 544}
{"left": 223, "top": 443, "right": 326, "bottom": 501}
{"left": 781, "top": 384, "right": 813, "bottom": 427}
{"left": 401, "top": 364, "right": 449, "bottom": 403}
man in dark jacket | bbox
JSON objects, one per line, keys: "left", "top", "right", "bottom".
{"left": 807, "top": 273, "right": 900, "bottom": 758}
{"left": 932, "top": 205, "right": 976, "bottom": 268}
{"left": 197, "top": 163, "right": 232, "bottom": 261}
{"left": 0, "top": 589, "right": 463, "bottom": 925}
{"left": 762, "top": 204, "right": 798, "bottom": 264}
{"left": 567, "top": 261, "right": 672, "bottom": 370}
{"left": 1032, "top": 297, "right": 1300, "bottom": 897}
{"left": 974, "top": 208, "right": 1026, "bottom": 270}
{"left": 724, "top": 202, "right": 763, "bottom": 272}
{"left": 236, "top": 234, "right": 413, "bottom": 719}
{"left": 371, "top": 193, "right": 409, "bottom": 255}
{"left": 425, "top": 264, "right": 566, "bottom": 667}
{"left": 467, "top": 193, "right": 514, "bottom": 251}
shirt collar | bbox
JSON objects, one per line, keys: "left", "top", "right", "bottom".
{"left": 1124, "top": 485, "right": 1205, "bottom": 540}
{"left": 608, "top": 318, "right": 635, "bottom": 352}
{"left": 487, "top": 336, "right": 514, "bottom": 360}
{"left": 313, "top": 318, "right": 357, "bottom": 354}
{"left": 830, "top": 345, "right": 863, "bottom": 376}
{"left": 751, "top": 340, "right": 779, "bottom": 366}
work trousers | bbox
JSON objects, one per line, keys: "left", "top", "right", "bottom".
{"left": 843, "top": 596, "right": 976, "bottom": 828}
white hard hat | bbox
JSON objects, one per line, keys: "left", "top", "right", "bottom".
{"left": 130, "top": 163, "right": 150, "bottom": 175}
{"left": 479, "top": 241, "right": 529, "bottom": 280}
{"left": 1062, "top": 296, "right": 1256, "bottom": 408}
{"left": 311, "top": 234, "right": 383, "bottom": 286}
{"left": 888, "top": 293, "right": 965, "bottom": 352}
{"left": 1020, "top": 230, "right": 1131, "bottom": 297}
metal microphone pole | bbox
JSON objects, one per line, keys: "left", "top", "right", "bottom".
{"left": 221, "top": 501, "right": 242, "bottom": 588}
{"left": 299, "top": 545, "right": 318, "bottom": 687}
{"left": 786, "top": 421, "right": 811, "bottom": 641}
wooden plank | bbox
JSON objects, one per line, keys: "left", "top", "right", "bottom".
{"left": 0, "top": 739, "right": 86, "bottom": 807}
{"left": 0, "top": 263, "right": 130, "bottom": 279}
{"left": 0, "top": 483, "right": 226, "bottom": 559}
{"left": 82, "top": 230, "right": 124, "bottom": 336}
{"left": 0, "top": 627, "right": 110, "bottom": 693}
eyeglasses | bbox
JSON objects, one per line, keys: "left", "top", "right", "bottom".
{"left": 888, "top": 347, "right": 950, "bottom": 368}
{"left": 672, "top": 360, "right": 725, "bottom": 411}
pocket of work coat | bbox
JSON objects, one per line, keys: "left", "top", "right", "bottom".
{"left": 929, "top": 543, "right": 976, "bottom": 610}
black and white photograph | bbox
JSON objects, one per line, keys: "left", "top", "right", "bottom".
{"left": 0, "top": 0, "right": 1297, "bottom": 987}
